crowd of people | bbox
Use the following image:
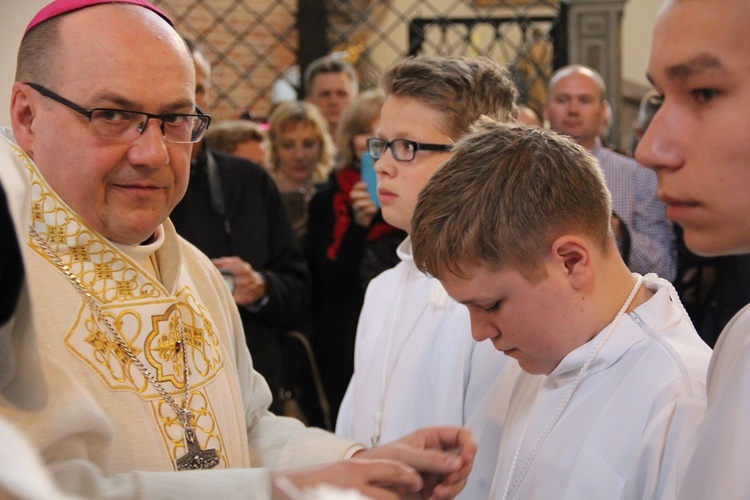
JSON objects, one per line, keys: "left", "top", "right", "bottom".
{"left": 2, "top": 0, "right": 750, "bottom": 498}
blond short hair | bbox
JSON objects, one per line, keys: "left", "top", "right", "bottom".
{"left": 412, "top": 119, "right": 613, "bottom": 282}
{"left": 267, "top": 101, "right": 335, "bottom": 184}
{"left": 381, "top": 55, "right": 518, "bottom": 139}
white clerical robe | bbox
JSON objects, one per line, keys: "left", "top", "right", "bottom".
{"left": 336, "top": 237, "right": 508, "bottom": 499}
{"left": 0, "top": 418, "right": 73, "bottom": 499}
{"left": 0, "top": 131, "right": 358, "bottom": 498}
{"left": 478, "top": 275, "right": 710, "bottom": 499}
{"left": 674, "top": 303, "right": 750, "bottom": 499}
{"left": 0, "top": 131, "right": 73, "bottom": 499}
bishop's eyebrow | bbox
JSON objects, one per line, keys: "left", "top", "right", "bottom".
{"left": 665, "top": 53, "right": 723, "bottom": 80}
{"left": 92, "top": 91, "right": 195, "bottom": 113}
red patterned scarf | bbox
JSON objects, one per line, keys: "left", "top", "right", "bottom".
{"left": 326, "top": 165, "right": 398, "bottom": 260}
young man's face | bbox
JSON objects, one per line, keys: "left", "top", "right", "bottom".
{"left": 373, "top": 95, "right": 453, "bottom": 233}
{"left": 636, "top": 0, "right": 750, "bottom": 256}
{"left": 306, "top": 72, "right": 356, "bottom": 131}
{"left": 440, "top": 261, "right": 580, "bottom": 375}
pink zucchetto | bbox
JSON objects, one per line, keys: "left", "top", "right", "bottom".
{"left": 24, "top": 0, "right": 173, "bottom": 36}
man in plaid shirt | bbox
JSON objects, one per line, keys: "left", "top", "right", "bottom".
{"left": 545, "top": 64, "right": 676, "bottom": 281}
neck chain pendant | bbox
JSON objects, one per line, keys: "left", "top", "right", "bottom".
{"left": 28, "top": 227, "right": 222, "bottom": 472}
{"left": 175, "top": 425, "right": 220, "bottom": 471}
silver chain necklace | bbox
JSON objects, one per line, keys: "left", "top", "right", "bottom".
{"left": 30, "top": 227, "right": 219, "bottom": 471}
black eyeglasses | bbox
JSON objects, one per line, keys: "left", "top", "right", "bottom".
{"left": 25, "top": 82, "right": 211, "bottom": 144}
{"left": 366, "top": 137, "right": 452, "bottom": 162}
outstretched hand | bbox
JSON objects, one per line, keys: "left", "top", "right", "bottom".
{"left": 272, "top": 458, "right": 423, "bottom": 500}
{"left": 355, "top": 426, "right": 477, "bottom": 499}
{"left": 271, "top": 427, "right": 475, "bottom": 499}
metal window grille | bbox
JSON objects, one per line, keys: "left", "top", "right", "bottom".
{"left": 153, "top": 0, "right": 563, "bottom": 122}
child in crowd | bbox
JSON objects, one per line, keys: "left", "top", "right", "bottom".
{"left": 335, "top": 55, "right": 517, "bottom": 498}
{"left": 411, "top": 120, "right": 711, "bottom": 499}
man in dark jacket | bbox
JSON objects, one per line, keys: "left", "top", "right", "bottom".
{"left": 172, "top": 40, "right": 313, "bottom": 419}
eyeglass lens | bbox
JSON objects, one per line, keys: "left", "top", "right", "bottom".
{"left": 368, "top": 139, "right": 416, "bottom": 161}
{"left": 90, "top": 110, "right": 206, "bottom": 143}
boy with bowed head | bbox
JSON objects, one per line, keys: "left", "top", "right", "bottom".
{"left": 336, "top": 55, "right": 517, "bottom": 498}
{"left": 410, "top": 119, "right": 710, "bottom": 499}
{"left": 0, "top": 0, "right": 476, "bottom": 497}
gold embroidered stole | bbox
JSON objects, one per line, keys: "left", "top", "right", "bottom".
{"left": 17, "top": 145, "right": 229, "bottom": 468}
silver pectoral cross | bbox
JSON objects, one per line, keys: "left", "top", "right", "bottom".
{"left": 175, "top": 426, "right": 220, "bottom": 471}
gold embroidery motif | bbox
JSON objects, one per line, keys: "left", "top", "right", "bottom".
{"left": 147, "top": 305, "right": 187, "bottom": 388}
{"left": 70, "top": 244, "right": 90, "bottom": 262}
{"left": 68, "top": 288, "right": 224, "bottom": 395}
{"left": 178, "top": 294, "right": 222, "bottom": 378}
{"left": 31, "top": 201, "right": 44, "bottom": 222}
{"left": 80, "top": 309, "right": 148, "bottom": 391}
{"left": 115, "top": 278, "right": 137, "bottom": 300}
{"left": 47, "top": 224, "right": 67, "bottom": 244}
{"left": 95, "top": 262, "right": 114, "bottom": 280}
{"left": 154, "top": 314, "right": 184, "bottom": 366}
{"left": 15, "top": 144, "right": 227, "bottom": 463}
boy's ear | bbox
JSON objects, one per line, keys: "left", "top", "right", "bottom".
{"left": 550, "top": 235, "right": 592, "bottom": 291}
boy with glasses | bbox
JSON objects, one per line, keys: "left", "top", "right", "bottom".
{"left": 336, "top": 55, "right": 517, "bottom": 498}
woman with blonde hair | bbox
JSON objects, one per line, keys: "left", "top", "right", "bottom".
{"left": 268, "top": 101, "right": 335, "bottom": 238}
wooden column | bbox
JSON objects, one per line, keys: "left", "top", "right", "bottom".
{"left": 566, "top": 0, "right": 627, "bottom": 147}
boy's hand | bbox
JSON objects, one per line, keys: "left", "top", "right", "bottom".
{"left": 354, "top": 426, "right": 477, "bottom": 499}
